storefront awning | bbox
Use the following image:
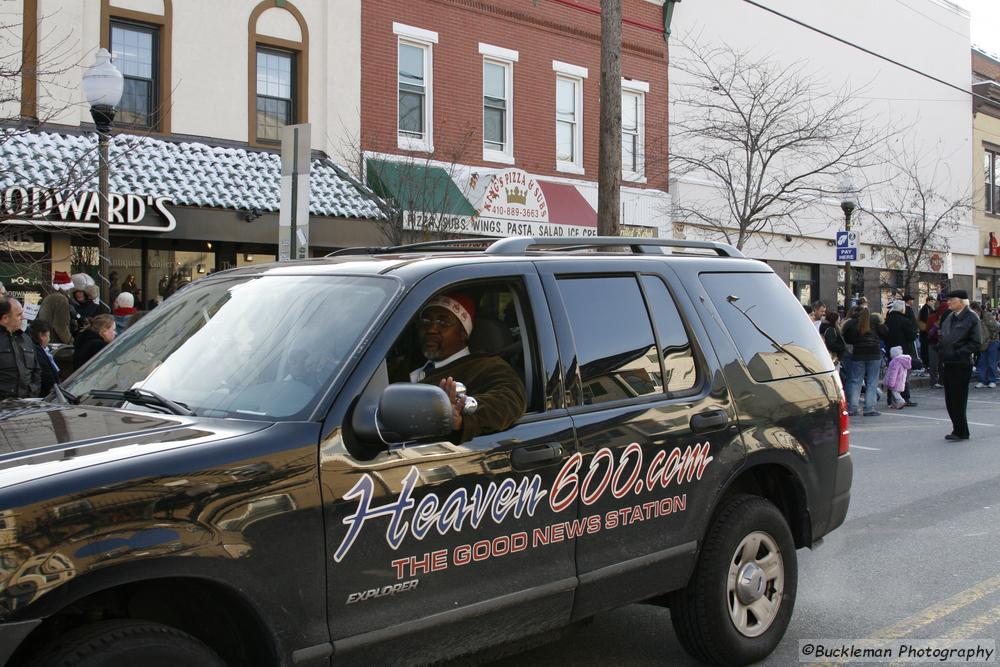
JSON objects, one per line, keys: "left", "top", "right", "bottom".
{"left": 0, "top": 130, "right": 386, "bottom": 220}
{"left": 537, "top": 180, "right": 597, "bottom": 229}
{"left": 366, "top": 159, "right": 477, "bottom": 217}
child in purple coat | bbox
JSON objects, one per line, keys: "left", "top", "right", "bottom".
{"left": 885, "top": 345, "right": 912, "bottom": 409}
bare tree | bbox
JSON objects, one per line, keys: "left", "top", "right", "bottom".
{"left": 598, "top": 0, "right": 622, "bottom": 236}
{"left": 668, "top": 41, "right": 889, "bottom": 250}
{"left": 859, "top": 143, "right": 972, "bottom": 295}
{"left": 337, "top": 128, "right": 478, "bottom": 247}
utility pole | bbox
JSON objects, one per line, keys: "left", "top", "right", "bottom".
{"left": 598, "top": 0, "right": 622, "bottom": 236}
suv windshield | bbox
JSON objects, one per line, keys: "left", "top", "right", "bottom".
{"left": 64, "top": 274, "right": 398, "bottom": 421}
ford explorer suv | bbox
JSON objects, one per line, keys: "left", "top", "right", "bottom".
{"left": 0, "top": 237, "right": 851, "bottom": 666}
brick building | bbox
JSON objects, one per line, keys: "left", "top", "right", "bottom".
{"left": 360, "top": 0, "right": 672, "bottom": 240}
{"left": 973, "top": 48, "right": 1000, "bottom": 305}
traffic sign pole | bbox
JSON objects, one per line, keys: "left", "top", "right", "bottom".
{"left": 840, "top": 201, "right": 856, "bottom": 311}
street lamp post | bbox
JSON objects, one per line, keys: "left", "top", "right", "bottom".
{"left": 82, "top": 48, "right": 123, "bottom": 305}
{"left": 840, "top": 180, "right": 858, "bottom": 313}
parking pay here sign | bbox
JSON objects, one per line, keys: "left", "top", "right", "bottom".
{"left": 836, "top": 230, "right": 858, "bottom": 262}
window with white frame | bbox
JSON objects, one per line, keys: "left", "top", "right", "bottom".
{"left": 621, "top": 80, "right": 648, "bottom": 181}
{"left": 553, "top": 61, "right": 587, "bottom": 173}
{"left": 394, "top": 23, "right": 437, "bottom": 152}
{"left": 986, "top": 148, "right": 1000, "bottom": 215}
{"left": 480, "top": 44, "right": 517, "bottom": 163}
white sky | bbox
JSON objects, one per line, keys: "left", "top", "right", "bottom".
{"left": 953, "top": 0, "right": 1000, "bottom": 59}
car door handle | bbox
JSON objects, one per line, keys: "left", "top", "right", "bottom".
{"left": 690, "top": 410, "right": 729, "bottom": 433}
{"left": 511, "top": 443, "right": 564, "bottom": 470}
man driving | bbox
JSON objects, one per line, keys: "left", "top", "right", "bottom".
{"left": 411, "top": 292, "right": 526, "bottom": 443}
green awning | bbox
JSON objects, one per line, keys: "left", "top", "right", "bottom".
{"left": 366, "top": 159, "right": 476, "bottom": 217}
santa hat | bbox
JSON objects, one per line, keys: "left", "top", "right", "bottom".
{"left": 52, "top": 271, "right": 73, "bottom": 291}
{"left": 423, "top": 292, "right": 476, "bottom": 335}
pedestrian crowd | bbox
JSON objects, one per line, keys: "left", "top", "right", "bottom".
{"left": 0, "top": 271, "right": 149, "bottom": 401}
{"left": 811, "top": 290, "right": 990, "bottom": 441}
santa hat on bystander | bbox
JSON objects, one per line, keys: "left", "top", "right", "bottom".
{"left": 52, "top": 271, "right": 73, "bottom": 291}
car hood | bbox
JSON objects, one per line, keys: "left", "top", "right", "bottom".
{"left": 0, "top": 400, "right": 272, "bottom": 489}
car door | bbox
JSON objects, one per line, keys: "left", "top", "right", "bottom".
{"left": 536, "top": 259, "right": 746, "bottom": 620}
{"left": 317, "top": 262, "right": 579, "bottom": 665}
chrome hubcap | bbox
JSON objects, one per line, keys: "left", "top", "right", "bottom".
{"left": 727, "top": 531, "right": 784, "bottom": 638}
{"left": 736, "top": 561, "right": 766, "bottom": 605}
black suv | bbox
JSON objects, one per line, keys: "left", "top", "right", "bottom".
{"left": 0, "top": 237, "right": 851, "bottom": 666}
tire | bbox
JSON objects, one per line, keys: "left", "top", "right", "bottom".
{"left": 670, "top": 494, "right": 797, "bottom": 666}
{"left": 25, "top": 620, "right": 225, "bottom": 667}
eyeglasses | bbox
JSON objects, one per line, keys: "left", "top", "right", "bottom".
{"left": 419, "top": 316, "right": 458, "bottom": 329}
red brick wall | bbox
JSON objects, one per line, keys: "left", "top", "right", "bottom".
{"left": 361, "top": 0, "right": 669, "bottom": 190}
{"left": 974, "top": 49, "right": 1000, "bottom": 82}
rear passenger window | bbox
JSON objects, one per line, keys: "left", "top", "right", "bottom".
{"left": 557, "top": 276, "right": 661, "bottom": 405}
{"left": 640, "top": 275, "right": 698, "bottom": 394}
{"left": 701, "top": 272, "right": 835, "bottom": 382}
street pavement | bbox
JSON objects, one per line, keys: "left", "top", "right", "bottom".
{"left": 485, "top": 385, "right": 1000, "bottom": 666}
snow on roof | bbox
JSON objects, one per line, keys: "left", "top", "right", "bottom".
{"left": 0, "top": 130, "right": 385, "bottom": 220}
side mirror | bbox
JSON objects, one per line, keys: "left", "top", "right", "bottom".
{"left": 366, "top": 383, "right": 453, "bottom": 445}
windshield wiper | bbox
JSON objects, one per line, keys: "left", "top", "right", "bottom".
{"left": 88, "top": 388, "right": 195, "bottom": 416}
{"left": 50, "top": 383, "right": 80, "bottom": 405}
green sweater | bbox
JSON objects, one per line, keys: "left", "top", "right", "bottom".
{"left": 421, "top": 354, "right": 527, "bottom": 443}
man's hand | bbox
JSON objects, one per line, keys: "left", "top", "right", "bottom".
{"left": 439, "top": 376, "right": 464, "bottom": 432}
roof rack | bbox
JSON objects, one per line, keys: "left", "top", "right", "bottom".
{"left": 484, "top": 236, "right": 745, "bottom": 257}
{"left": 326, "top": 236, "right": 744, "bottom": 258}
{"left": 326, "top": 239, "right": 495, "bottom": 257}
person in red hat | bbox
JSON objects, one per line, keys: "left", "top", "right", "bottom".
{"left": 36, "top": 271, "right": 74, "bottom": 344}
{"left": 410, "top": 292, "right": 525, "bottom": 443}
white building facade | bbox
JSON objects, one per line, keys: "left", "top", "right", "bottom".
{"left": 669, "top": 0, "right": 977, "bottom": 309}
{"left": 0, "top": 0, "right": 384, "bottom": 306}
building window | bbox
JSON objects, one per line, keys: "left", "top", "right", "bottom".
{"left": 483, "top": 61, "right": 507, "bottom": 152}
{"left": 398, "top": 42, "right": 429, "bottom": 145}
{"left": 255, "top": 47, "right": 295, "bottom": 142}
{"left": 622, "top": 87, "right": 645, "bottom": 181}
{"left": 394, "top": 23, "right": 437, "bottom": 153}
{"left": 788, "top": 263, "right": 818, "bottom": 306}
{"left": 986, "top": 148, "right": 999, "bottom": 214}
{"left": 553, "top": 61, "right": 587, "bottom": 175}
{"left": 480, "top": 44, "right": 517, "bottom": 164}
{"left": 248, "top": 1, "right": 309, "bottom": 147}
{"left": 110, "top": 21, "right": 158, "bottom": 129}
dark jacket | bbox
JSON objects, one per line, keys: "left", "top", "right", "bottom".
{"left": 421, "top": 353, "right": 527, "bottom": 444}
{"left": 842, "top": 316, "right": 887, "bottom": 361}
{"left": 0, "top": 328, "right": 41, "bottom": 399}
{"left": 73, "top": 329, "right": 108, "bottom": 369}
{"left": 819, "top": 322, "right": 846, "bottom": 358}
{"left": 33, "top": 343, "right": 58, "bottom": 397}
{"left": 37, "top": 292, "right": 73, "bottom": 344}
{"left": 885, "top": 310, "right": 918, "bottom": 358}
{"left": 938, "top": 307, "right": 981, "bottom": 364}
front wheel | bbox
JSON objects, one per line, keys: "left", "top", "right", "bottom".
{"left": 670, "top": 494, "right": 797, "bottom": 666}
{"left": 25, "top": 620, "right": 225, "bottom": 667}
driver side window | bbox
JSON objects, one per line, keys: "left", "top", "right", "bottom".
{"left": 385, "top": 280, "right": 540, "bottom": 416}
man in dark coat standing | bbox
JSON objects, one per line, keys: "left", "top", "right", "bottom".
{"left": 0, "top": 297, "right": 40, "bottom": 400}
{"left": 885, "top": 300, "right": 918, "bottom": 407}
{"left": 938, "top": 290, "right": 981, "bottom": 441}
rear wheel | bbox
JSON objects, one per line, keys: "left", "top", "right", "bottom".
{"left": 670, "top": 494, "right": 797, "bottom": 666}
{"left": 26, "top": 620, "right": 225, "bottom": 667}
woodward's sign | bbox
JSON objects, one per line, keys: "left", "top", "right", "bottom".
{"left": 1, "top": 186, "right": 176, "bottom": 232}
